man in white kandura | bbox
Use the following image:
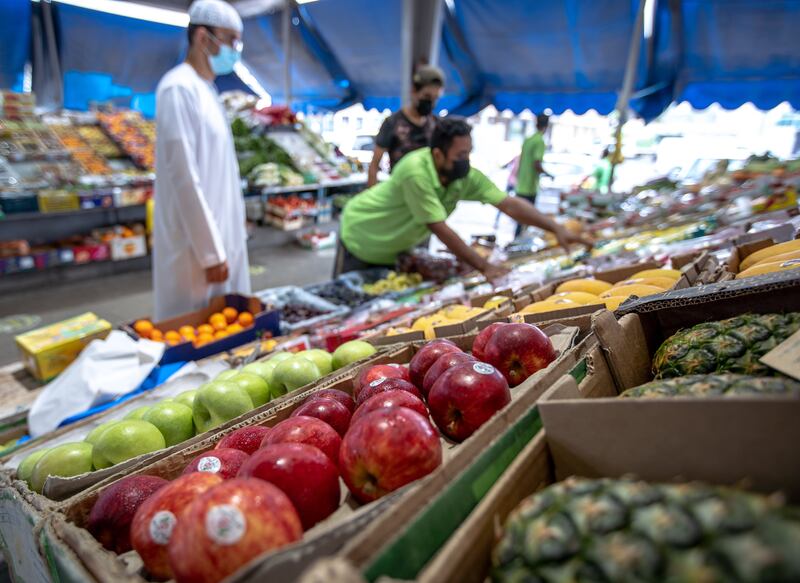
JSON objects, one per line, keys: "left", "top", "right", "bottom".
{"left": 153, "top": 0, "right": 250, "bottom": 320}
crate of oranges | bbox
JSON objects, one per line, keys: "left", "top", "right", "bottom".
{"left": 124, "top": 294, "right": 281, "bottom": 364}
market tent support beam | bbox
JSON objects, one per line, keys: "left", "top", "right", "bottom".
{"left": 401, "top": 0, "right": 444, "bottom": 107}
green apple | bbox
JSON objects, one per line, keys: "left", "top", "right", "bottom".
{"left": 216, "top": 369, "right": 239, "bottom": 382}
{"left": 84, "top": 421, "right": 120, "bottom": 445}
{"left": 17, "top": 448, "right": 51, "bottom": 485}
{"left": 229, "top": 373, "right": 270, "bottom": 408}
{"left": 124, "top": 405, "right": 152, "bottom": 420}
{"left": 92, "top": 420, "right": 166, "bottom": 470}
{"left": 298, "top": 349, "right": 333, "bottom": 376}
{"left": 332, "top": 340, "right": 377, "bottom": 370}
{"left": 29, "top": 442, "right": 93, "bottom": 493}
{"left": 268, "top": 351, "right": 293, "bottom": 363}
{"left": 192, "top": 382, "right": 254, "bottom": 434}
{"left": 242, "top": 360, "right": 282, "bottom": 399}
{"left": 273, "top": 356, "right": 321, "bottom": 394}
{"left": 142, "top": 402, "right": 195, "bottom": 447}
{"left": 175, "top": 390, "right": 198, "bottom": 409}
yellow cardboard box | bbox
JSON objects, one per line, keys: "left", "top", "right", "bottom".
{"left": 15, "top": 313, "right": 112, "bottom": 382}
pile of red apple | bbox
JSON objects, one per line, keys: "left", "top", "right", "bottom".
{"left": 85, "top": 323, "right": 554, "bottom": 583}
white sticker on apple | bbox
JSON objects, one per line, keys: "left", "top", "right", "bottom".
{"left": 197, "top": 456, "right": 222, "bottom": 474}
{"left": 205, "top": 504, "right": 246, "bottom": 545}
{"left": 473, "top": 363, "right": 495, "bottom": 375}
{"left": 149, "top": 510, "right": 177, "bottom": 545}
{"left": 369, "top": 378, "right": 386, "bottom": 387}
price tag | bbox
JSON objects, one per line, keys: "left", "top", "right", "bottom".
{"left": 760, "top": 329, "right": 800, "bottom": 381}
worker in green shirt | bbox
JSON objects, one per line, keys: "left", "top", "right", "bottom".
{"left": 335, "top": 117, "right": 591, "bottom": 281}
{"left": 591, "top": 147, "right": 613, "bottom": 194}
{"left": 514, "top": 114, "right": 552, "bottom": 237}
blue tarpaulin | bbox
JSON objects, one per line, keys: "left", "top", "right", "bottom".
{"left": 57, "top": 3, "right": 185, "bottom": 115}
{"left": 5, "top": 0, "right": 800, "bottom": 119}
{"left": 674, "top": 0, "right": 800, "bottom": 111}
{"left": 0, "top": 0, "right": 30, "bottom": 91}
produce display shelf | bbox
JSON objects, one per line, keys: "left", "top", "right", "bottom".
{"left": 0, "top": 203, "right": 144, "bottom": 222}
{"left": 0, "top": 254, "right": 151, "bottom": 295}
{"left": 257, "top": 174, "right": 368, "bottom": 197}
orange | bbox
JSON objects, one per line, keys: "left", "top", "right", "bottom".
{"left": 196, "top": 332, "right": 214, "bottom": 346}
{"left": 197, "top": 324, "right": 214, "bottom": 335}
{"left": 214, "top": 330, "right": 229, "bottom": 340}
{"left": 209, "top": 313, "right": 227, "bottom": 331}
{"left": 237, "top": 311, "right": 254, "bottom": 327}
{"left": 150, "top": 329, "right": 164, "bottom": 342}
{"left": 226, "top": 323, "right": 244, "bottom": 335}
{"left": 179, "top": 325, "right": 196, "bottom": 338}
{"left": 133, "top": 319, "right": 154, "bottom": 339}
{"left": 164, "top": 330, "right": 181, "bottom": 343}
{"left": 222, "top": 307, "right": 239, "bottom": 324}
{"left": 166, "top": 338, "right": 181, "bottom": 346}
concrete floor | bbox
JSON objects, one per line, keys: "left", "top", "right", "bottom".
{"left": 0, "top": 192, "right": 552, "bottom": 367}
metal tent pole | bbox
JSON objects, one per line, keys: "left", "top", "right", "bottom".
{"left": 611, "top": 0, "right": 648, "bottom": 184}
{"left": 283, "top": 0, "right": 293, "bottom": 107}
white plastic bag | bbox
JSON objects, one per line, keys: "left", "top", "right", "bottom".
{"left": 27, "top": 331, "right": 164, "bottom": 438}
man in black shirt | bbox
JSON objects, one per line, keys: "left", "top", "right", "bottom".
{"left": 367, "top": 65, "right": 444, "bottom": 187}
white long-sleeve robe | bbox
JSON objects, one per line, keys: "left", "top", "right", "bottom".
{"left": 153, "top": 63, "right": 250, "bottom": 321}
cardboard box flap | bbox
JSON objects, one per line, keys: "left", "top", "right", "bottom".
{"left": 539, "top": 374, "right": 581, "bottom": 402}
{"left": 591, "top": 311, "right": 651, "bottom": 391}
{"left": 541, "top": 399, "right": 800, "bottom": 500}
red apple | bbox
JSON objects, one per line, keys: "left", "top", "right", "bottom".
{"left": 354, "top": 364, "right": 410, "bottom": 398}
{"left": 290, "top": 398, "right": 351, "bottom": 436}
{"left": 472, "top": 322, "right": 507, "bottom": 362}
{"left": 131, "top": 473, "right": 224, "bottom": 580}
{"left": 482, "top": 323, "right": 557, "bottom": 386}
{"left": 339, "top": 408, "right": 442, "bottom": 503}
{"left": 351, "top": 390, "right": 429, "bottom": 426}
{"left": 167, "top": 478, "right": 302, "bottom": 583}
{"left": 87, "top": 475, "right": 168, "bottom": 553}
{"left": 216, "top": 426, "right": 271, "bottom": 455}
{"left": 409, "top": 340, "right": 463, "bottom": 388}
{"left": 305, "top": 388, "right": 355, "bottom": 413}
{"left": 182, "top": 448, "right": 250, "bottom": 480}
{"left": 261, "top": 416, "right": 341, "bottom": 467}
{"left": 428, "top": 361, "right": 511, "bottom": 441}
{"left": 238, "top": 443, "right": 340, "bottom": 530}
{"left": 421, "top": 351, "right": 477, "bottom": 397}
{"left": 356, "top": 377, "right": 424, "bottom": 406}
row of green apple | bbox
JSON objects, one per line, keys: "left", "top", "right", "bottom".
{"left": 16, "top": 341, "right": 378, "bottom": 495}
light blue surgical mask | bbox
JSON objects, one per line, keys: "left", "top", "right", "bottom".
{"left": 206, "top": 32, "right": 242, "bottom": 76}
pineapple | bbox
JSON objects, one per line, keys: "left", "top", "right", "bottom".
{"left": 620, "top": 374, "right": 800, "bottom": 399}
{"left": 653, "top": 313, "right": 800, "bottom": 378}
{"left": 492, "top": 477, "right": 800, "bottom": 582}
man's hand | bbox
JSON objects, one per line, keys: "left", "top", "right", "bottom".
{"left": 205, "top": 261, "right": 229, "bottom": 283}
{"left": 481, "top": 262, "right": 510, "bottom": 284}
{"left": 555, "top": 227, "right": 594, "bottom": 253}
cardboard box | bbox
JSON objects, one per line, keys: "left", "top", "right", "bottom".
{"left": 109, "top": 234, "right": 147, "bottom": 261}
{"left": 124, "top": 294, "right": 281, "bottom": 365}
{"left": 15, "top": 313, "right": 112, "bottom": 382}
{"left": 47, "top": 325, "right": 592, "bottom": 583}
{"left": 724, "top": 234, "right": 800, "bottom": 277}
{"left": 538, "top": 311, "right": 800, "bottom": 497}
{"left": 352, "top": 341, "right": 799, "bottom": 583}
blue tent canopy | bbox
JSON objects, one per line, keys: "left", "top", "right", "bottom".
{"left": 57, "top": 3, "right": 185, "bottom": 115}
{"left": 3, "top": 0, "right": 799, "bottom": 120}
{"left": 674, "top": 0, "right": 800, "bottom": 111}
{"left": 0, "top": 0, "right": 31, "bottom": 91}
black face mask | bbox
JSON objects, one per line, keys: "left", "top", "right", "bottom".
{"left": 416, "top": 98, "right": 434, "bottom": 116}
{"left": 446, "top": 159, "right": 470, "bottom": 181}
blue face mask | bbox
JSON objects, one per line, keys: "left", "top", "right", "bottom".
{"left": 206, "top": 33, "right": 242, "bottom": 76}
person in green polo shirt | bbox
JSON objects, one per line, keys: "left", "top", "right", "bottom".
{"left": 514, "top": 114, "right": 552, "bottom": 238}
{"left": 335, "top": 117, "right": 591, "bottom": 281}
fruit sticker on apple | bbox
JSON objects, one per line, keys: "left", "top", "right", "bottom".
{"left": 428, "top": 361, "right": 511, "bottom": 442}
{"left": 356, "top": 377, "right": 424, "bottom": 406}
{"left": 182, "top": 448, "right": 249, "bottom": 480}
